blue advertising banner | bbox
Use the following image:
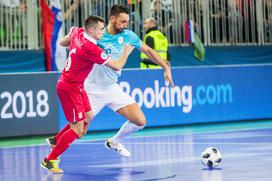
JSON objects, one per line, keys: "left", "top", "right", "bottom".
{"left": 0, "top": 73, "right": 59, "bottom": 137}
{"left": 59, "top": 64, "right": 272, "bottom": 131}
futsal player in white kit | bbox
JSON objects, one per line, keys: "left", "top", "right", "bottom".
{"left": 84, "top": 4, "right": 174, "bottom": 157}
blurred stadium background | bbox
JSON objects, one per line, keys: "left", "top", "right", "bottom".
{"left": 1, "top": 0, "right": 272, "bottom": 180}
{"left": 1, "top": 0, "right": 272, "bottom": 50}
{"left": 0, "top": 0, "right": 271, "bottom": 139}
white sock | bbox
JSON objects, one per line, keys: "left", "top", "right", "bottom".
{"left": 111, "top": 121, "right": 145, "bottom": 143}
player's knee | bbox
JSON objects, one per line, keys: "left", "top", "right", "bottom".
{"left": 71, "top": 122, "right": 85, "bottom": 138}
{"left": 90, "top": 115, "right": 94, "bottom": 121}
{"left": 135, "top": 117, "right": 146, "bottom": 127}
{"left": 138, "top": 123, "right": 145, "bottom": 129}
{"left": 77, "top": 129, "right": 85, "bottom": 138}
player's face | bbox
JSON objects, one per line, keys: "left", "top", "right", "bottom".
{"left": 113, "top": 13, "right": 129, "bottom": 33}
{"left": 93, "top": 21, "right": 104, "bottom": 40}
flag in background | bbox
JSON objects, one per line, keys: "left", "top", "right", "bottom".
{"left": 193, "top": 32, "right": 205, "bottom": 62}
{"left": 185, "top": 19, "right": 194, "bottom": 43}
{"left": 41, "top": 0, "right": 54, "bottom": 71}
{"left": 184, "top": 19, "right": 205, "bottom": 61}
{"left": 40, "top": 0, "right": 66, "bottom": 71}
{"left": 51, "top": 0, "right": 66, "bottom": 71}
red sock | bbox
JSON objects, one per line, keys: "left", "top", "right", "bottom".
{"left": 55, "top": 124, "right": 70, "bottom": 143}
{"left": 46, "top": 128, "right": 78, "bottom": 160}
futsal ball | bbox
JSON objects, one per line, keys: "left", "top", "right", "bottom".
{"left": 201, "top": 147, "right": 222, "bottom": 168}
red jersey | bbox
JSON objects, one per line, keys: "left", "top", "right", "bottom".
{"left": 60, "top": 27, "right": 110, "bottom": 85}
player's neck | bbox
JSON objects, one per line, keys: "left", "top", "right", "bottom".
{"left": 106, "top": 24, "right": 117, "bottom": 35}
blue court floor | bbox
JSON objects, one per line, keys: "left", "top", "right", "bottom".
{"left": 1, "top": 121, "right": 272, "bottom": 181}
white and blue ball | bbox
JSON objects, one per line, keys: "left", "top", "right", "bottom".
{"left": 201, "top": 147, "right": 222, "bottom": 168}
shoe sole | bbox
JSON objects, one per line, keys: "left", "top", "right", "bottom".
{"left": 104, "top": 141, "right": 131, "bottom": 158}
{"left": 104, "top": 141, "right": 112, "bottom": 151}
{"left": 40, "top": 164, "right": 64, "bottom": 174}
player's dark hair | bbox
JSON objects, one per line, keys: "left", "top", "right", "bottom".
{"left": 109, "top": 4, "right": 130, "bottom": 17}
{"left": 84, "top": 15, "right": 104, "bottom": 30}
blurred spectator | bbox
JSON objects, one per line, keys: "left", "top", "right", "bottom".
{"left": 0, "top": 0, "right": 27, "bottom": 48}
{"left": 140, "top": 18, "right": 170, "bottom": 69}
{"left": 0, "top": 0, "right": 20, "bottom": 8}
{"left": 227, "top": 0, "right": 243, "bottom": 43}
{"left": 63, "top": 0, "right": 82, "bottom": 26}
{"left": 152, "top": 0, "right": 173, "bottom": 43}
{"left": 236, "top": 0, "right": 256, "bottom": 42}
{"left": 129, "top": 0, "right": 143, "bottom": 38}
{"left": 264, "top": 0, "right": 272, "bottom": 41}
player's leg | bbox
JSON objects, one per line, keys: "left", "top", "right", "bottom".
{"left": 46, "top": 123, "right": 70, "bottom": 149}
{"left": 115, "top": 102, "right": 146, "bottom": 137}
{"left": 104, "top": 84, "right": 146, "bottom": 157}
{"left": 41, "top": 88, "right": 86, "bottom": 173}
{"left": 105, "top": 103, "right": 146, "bottom": 157}
{"left": 42, "top": 121, "right": 84, "bottom": 174}
{"left": 45, "top": 121, "right": 84, "bottom": 160}
{"left": 45, "top": 88, "right": 99, "bottom": 148}
{"left": 83, "top": 111, "right": 94, "bottom": 135}
{"left": 82, "top": 91, "right": 94, "bottom": 135}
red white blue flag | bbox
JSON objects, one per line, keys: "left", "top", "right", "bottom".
{"left": 185, "top": 19, "right": 194, "bottom": 43}
{"left": 41, "top": 0, "right": 66, "bottom": 71}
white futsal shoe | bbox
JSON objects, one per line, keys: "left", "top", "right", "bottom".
{"left": 104, "top": 139, "right": 131, "bottom": 158}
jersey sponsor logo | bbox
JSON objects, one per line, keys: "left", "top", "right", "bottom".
{"left": 101, "top": 52, "right": 108, "bottom": 60}
{"left": 118, "top": 36, "right": 124, "bottom": 44}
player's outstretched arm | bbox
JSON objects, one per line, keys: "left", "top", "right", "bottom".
{"left": 140, "top": 42, "right": 174, "bottom": 87}
{"left": 106, "top": 44, "right": 134, "bottom": 71}
{"left": 60, "top": 35, "right": 71, "bottom": 47}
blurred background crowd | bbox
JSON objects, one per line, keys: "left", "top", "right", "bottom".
{"left": 0, "top": 0, "right": 271, "bottom": 51}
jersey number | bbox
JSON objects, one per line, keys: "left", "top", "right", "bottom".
{"left": 65, "top": 48, "right": 76, "bottom": 71}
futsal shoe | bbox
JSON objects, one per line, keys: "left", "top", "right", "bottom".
{"left": 46, "top": 136, "right": 57, "bottom": 149}
{"left": 45, "top": 136, "right": 61, "bottom": 163}
{"left": 104, "top": 139, "right": 131, "bottom": 157}
{"left": 41, "top": 159, "right": 63, "bottom": 174}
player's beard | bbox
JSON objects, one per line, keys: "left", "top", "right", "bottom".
{"left": 113, "top": 22, "right": 124, "bottom": 33}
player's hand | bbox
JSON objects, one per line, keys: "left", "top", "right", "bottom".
{"left": 164, "top": 68, "right": 174, "bottom": 87}
{"left": 123, "top": 44, "right": 135, "bottom": 56}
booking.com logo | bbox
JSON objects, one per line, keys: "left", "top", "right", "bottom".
{"left": 119, "top": 80, "right": 233, "bottom": 113}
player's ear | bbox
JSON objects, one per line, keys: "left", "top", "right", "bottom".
{"left": 88, "top": 27, "right": 95, "bottom": 34}
{"left": 110, "top": 15, "right": 116, "bottom": 22}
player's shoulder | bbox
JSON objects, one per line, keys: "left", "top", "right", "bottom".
{"left": 123, "top": 29, "right": 138, "bottom": 37}
{"left": 69, "top": 26, "right": 84, "bottom": 36}
{"left": 120, "top": 29, "right": 140, "bottom": 42}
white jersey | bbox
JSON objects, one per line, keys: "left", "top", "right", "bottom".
{"left": 85, "top": 29, "right": 142, "bottom": 91}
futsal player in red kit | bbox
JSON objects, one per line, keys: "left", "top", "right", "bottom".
{"left": 41, "top": 15, "right": 134, "bottom": 174}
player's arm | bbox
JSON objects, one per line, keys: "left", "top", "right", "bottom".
{"left": 60, "top": 35, "right": 71, "bottom": 47}
{"left": 105, "top": 44, "right": 134, "bottom": 71}
{"left": 140, "top": 42, "right": 174, "bottom": 87}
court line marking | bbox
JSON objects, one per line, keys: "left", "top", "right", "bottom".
{"left": 1, "top": 126, "right": 271, "bottom": 149}
{"left": 87, "top": 152, "right": 268, "bottom": 168}
{"left": 78, "top": 142, "right": 272, "bottom": 145}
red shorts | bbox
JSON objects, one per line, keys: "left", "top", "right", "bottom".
{"left": 56, "top": 79, "right": 91, "bottom": 123}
